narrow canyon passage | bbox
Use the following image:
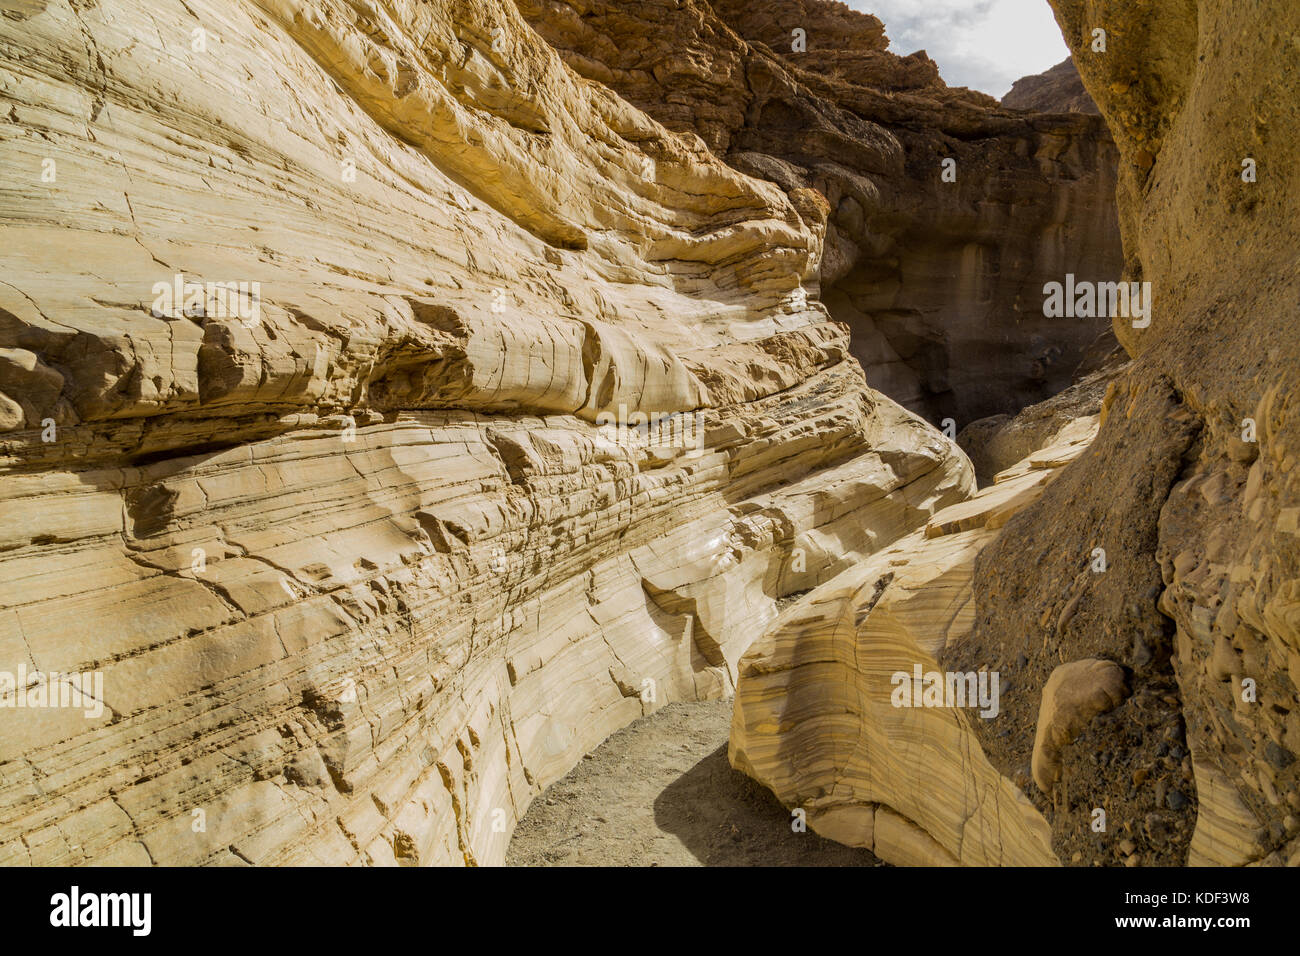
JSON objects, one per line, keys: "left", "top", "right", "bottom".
{"left": 1, "top": 0, "right": 1295, "bottom": 885}
{"left": 506, "top": 699, "right": 883, "bottom": 867}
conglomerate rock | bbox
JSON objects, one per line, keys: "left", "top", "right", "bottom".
{"left": 0, "top": 0, "right": 975, "bottom": 865}
{"left": 518, "top": 0, "right": 1123, "bottom": 424}
{"left": 947, "top": 0, "right": 1300, "bottom": 867}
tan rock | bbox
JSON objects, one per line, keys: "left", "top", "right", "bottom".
{"left": 730, "top": 417, "right": 1098, "bottom": 866}
{"left": 1031, "top": 659, "right": 1129, "bottom": 792}
{"left": 0, "top": 393, "right": 22, "bottom": 432}
{"left": 1187, "top": 756, "right": 1267, "bottom": 866}
{"left": 521, "top": 0, "right": 1124, "bottom": 423}
{"left": 0, "top": 0, "right": 976, "bottom": 866}
{"left": 962, "top": 0, "right": 1300, "bottom": 866}
{"left": 959, "top": 363, "right": 1124, "bottom": 485}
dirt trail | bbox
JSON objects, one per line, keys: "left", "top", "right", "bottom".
{"left": 506, "top": 698, "right": 884, "bottom": 867}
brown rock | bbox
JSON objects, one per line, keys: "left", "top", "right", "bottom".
{"left": 1031, "top": 659, "right": 1129, "bottom": 792}
{"left": 952, "top": 0, "right": 1300, "bottom": 867}
{"left": 1002, "top": 59, "right": 1101, "bottom": 115}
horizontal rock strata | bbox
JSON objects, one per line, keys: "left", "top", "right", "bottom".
{"left": 0, "top": 0, "right": 975, "bottom": 865}
{"left": 520, "top": 0, "right": 1123, "bottom": 423}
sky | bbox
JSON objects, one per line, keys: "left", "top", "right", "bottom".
{"left": 848, "top": 0, "right": 1071, "bottom": 99}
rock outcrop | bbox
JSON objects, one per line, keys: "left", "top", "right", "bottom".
{"left": 0, "top": 0, "right": 976, "bottom": 865}
{"left": 1002, "top": 58, "right": 1100, "bottom": 115}
{"left": 1031, "top": 658, "right": 1129, "bottom": 792}
{"left": 946, "top": 0, "right": 1300, "bottom": 868}
{"left": 941, "top": 0, "right": 1300, "bottom": 868}
{"left": 731, "top": 412, "right": 1100, "bottom": 865}
{"left": 733, "top": 0, "right": 1300, "bottom": 870}
{"left": 517, "top": 0, "right": 1125, "bottom": 425}
{"left": 958, "top": 355, "right": 1126, "bottom": 485}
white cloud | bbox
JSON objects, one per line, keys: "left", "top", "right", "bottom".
{"left": 847, "top": 0, "right": 1070, "bottom": 98}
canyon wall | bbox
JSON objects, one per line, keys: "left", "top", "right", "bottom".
{"left": 732, "top": 0, "right": 1300, "bottom": 868}
{"left": 953, "top": 0, "right": 1300, "bottom": 867}
{"left": 0, "top": 0, "right": 975, "bottom": 865}
{"left": 519, "top": 0, "right": 1124, "bottom": 424}
{"left": 732, "top": 414, "right": 1099, "bottom": 865}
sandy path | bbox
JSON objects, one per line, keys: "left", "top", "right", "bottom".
{"left": 506, "top": 698, "right": 884, "bottom": 867}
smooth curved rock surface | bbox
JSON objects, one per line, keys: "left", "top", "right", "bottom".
{"left": 1031, "top": 658, "right": 1129, "bottom": 792}
{"left": 0, "top": 0, "right": 978, "bottom": 866}
{"left": 730, "top": 415, "right": 1099, "bottom": 866}
{"left": 518, "top": 0, "right": 1125, "bottom": 425}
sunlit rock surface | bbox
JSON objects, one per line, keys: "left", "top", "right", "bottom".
{"left": 731, "top": 416, "right": 1099, "bottom": 866}
{"left": 735, "top": 0, "right": 1300, "bottom": 870}
{"left": 520, "top": 0, "right": 1124, "bottom": 423}
{"left": 0, "top": 0, "right": 975, "bottom": 865}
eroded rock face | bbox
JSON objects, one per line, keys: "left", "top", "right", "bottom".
{"left": 948, "top": 0, "right": 1300, "bottom": 866}
{"left": 730, "top": 413, "right": 1101, "bottom": 866}
{"left": 518, "top": 0, "right": 1124, "bottom": 424}
{"left": 0, "top": 0, "right": 975, "bottom": 865}
{"left": 1002, "top": 59, "right": 1100, "bottom": 115}
{"left": 958, "top": 356, "right": 1126, "bottom": 485}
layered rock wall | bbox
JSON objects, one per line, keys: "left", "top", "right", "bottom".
{"left": 731, "top": 414, "right": 1100, "bottom": 865}
{"left": 729, "top": 0, "right": 1300, "bottom": 871}
{"left": 519, "top": 0, "right": 1124, "bottom": 423}
{"left": 0, "top": 0, "right": 973, "bottom": 865}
